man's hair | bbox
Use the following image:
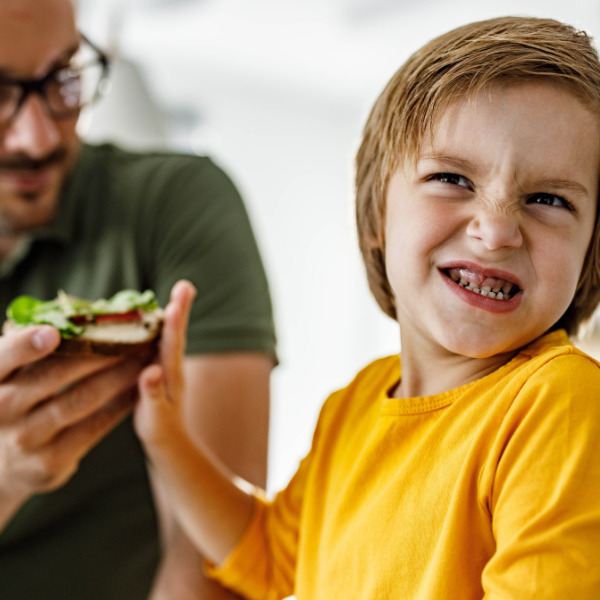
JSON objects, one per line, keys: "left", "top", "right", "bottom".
{"left": 356, "top": 16, "right": 600, "bottom": 336}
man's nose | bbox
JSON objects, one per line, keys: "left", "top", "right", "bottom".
{"left": 465, "top": 203, "right": 523, "bottom": 251}
{"left": 3, "top": 94, "right": 61, "bottom": 159}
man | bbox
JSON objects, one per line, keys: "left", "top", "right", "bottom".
{"left": 0, "top": 1, "right": 276, "bottom": 599}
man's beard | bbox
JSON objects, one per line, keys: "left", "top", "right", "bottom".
{"left": 0, "top": 146, "right": 69, "bottom": 233}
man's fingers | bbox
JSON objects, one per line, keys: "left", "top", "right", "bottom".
{"left": 14, "top": 359, "right": 145, "bottom": 450}
{"left": 0, "top": 326, "right": 60, "bottom": 380}
{"left": 35, "top": 391, "right": 136, "bottom": 493}
{"left": 0, "top": 353, "right": 122, "bottom": 422}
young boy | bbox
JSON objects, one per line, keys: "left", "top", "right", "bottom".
{"left": 135, "top": 16, "right": 600, "bottom": 599}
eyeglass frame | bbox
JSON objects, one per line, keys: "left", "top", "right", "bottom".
{"left": 0, "top": 33, "right": 111, "bottom": 124}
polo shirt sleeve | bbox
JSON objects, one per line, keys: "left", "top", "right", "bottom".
{"left": 136, "top": 155, "right": 276, "bottom": 358}
{"left": 482, "top": 352, "right": 600, "bottom": 598}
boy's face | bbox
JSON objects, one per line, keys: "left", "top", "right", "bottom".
{"left": 385, "top": 81, "right": 600, "bottom": 360}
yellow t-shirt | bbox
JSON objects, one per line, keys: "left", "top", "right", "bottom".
{"left": 211, "top": 330, "right": 600, "bottom": 599}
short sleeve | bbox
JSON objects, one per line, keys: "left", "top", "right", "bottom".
{"left": 482, "top": 353, "right": 600, "bottom": 598}
{"left": 207, "top": 454, "right": 311, "bottom": 600}
{"left": 204, "top": 388, "right": 346, "bottom": 599}
{"left": 136, "top": 155, "right": 277, "bottom": 358}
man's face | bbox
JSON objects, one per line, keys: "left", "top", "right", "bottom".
{"left": 384, "top": 81, "right": 600, "bottom": 361}
{"left": 0, "top": 0, "right": 81, "bottom": 235}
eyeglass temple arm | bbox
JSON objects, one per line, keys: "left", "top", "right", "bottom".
{"left": 80, "top": 33, "right": 111, "bottom": 71}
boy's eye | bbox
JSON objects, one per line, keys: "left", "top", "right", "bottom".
{"left": 429, "top": 172, "right": 472, "bottom": 189}
{"left": 526, "top": 193, "right": 574, "bottom": 211}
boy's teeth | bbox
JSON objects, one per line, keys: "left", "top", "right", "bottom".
{"left": 446, "top": 268, "right": 518, "bottom": 301}
{"left": 460, "top": 280, "right": 513, "bottom": 300}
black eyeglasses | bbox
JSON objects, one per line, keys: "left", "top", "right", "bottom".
{"left": 0, "top": 33, "right": 111, "bottom": 125}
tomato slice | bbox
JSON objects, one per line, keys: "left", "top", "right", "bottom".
{"left": 68, "top": 310, "right": 143, "bottom": 325}
{"left": 94, "top": 310, "right": 143, "bottom": 323}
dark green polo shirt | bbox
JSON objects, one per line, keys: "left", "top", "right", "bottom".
{"left": 0, "top": 143, "right": 276, "bottom": 599}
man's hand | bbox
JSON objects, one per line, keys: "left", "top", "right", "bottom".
{"left": 0, "top": 324, "right": 146, "bottom": 529}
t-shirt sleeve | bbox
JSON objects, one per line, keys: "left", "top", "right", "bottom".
{"left": 137, "top": 155, "right": 276, "bottom": 358}
{"left": 206, "top": 453, "right": 311, "bottom": 599}
{"left": 203, "top": 384, "right": 345, "bottom": 598}
{"left": 482, "top": 352, "right": 600, "bottom": 598}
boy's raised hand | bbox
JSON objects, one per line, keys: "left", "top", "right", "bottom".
{"left": 135, "top": 279, "right": 197, "bottom": 450}
{"left": 135, "top": 280, "right": 256, "bottom": 566}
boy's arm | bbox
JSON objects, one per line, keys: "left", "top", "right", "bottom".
{"left": 136, "top": 281, "right": 256, "bottom": 569}
{"left": 148, "top": 524, "right": 249, "bottom": 600}
{"left": 148, "top": 351, "right": 272, "bottom": 599}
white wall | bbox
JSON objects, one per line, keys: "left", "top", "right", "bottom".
{"left": 77, "top": 0, "right": 600, "bottom": 492}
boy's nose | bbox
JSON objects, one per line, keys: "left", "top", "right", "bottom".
{"left": 2, "top": 94, "right": 61, "bottom": 159}
{"left": 465, "top": 208, "right": 523, "bottom": 251}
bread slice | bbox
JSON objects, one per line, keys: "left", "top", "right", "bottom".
{"left": 3, "top": 308, "right": 163, "bottom": 357}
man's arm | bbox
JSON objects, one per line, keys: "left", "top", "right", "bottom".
{"left": 148, "top": 352, "right": 273, "bottom": 599}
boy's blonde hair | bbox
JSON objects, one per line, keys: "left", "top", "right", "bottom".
{"left": 356, "top": 16, "right": 600, "bottom": 335}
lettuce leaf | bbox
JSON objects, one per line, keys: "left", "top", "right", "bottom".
{"left": 6, "top": 296, "right": 85, "bottom": 338}
{"left": 91, "top": 289, "right": 158, "bottom": 314}
{"left": 6, "top": 289, "right": 159, "bottom": 338}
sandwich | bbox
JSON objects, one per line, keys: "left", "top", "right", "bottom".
{"left": 3, "top": 289, "right": 163, "bottom": 357}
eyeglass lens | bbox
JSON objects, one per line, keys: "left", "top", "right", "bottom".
{"left": 47, "top": 62, "right": 106, "bottom": 114}
{"left": 0, "top": 36, "right": 108, "bottom": 124}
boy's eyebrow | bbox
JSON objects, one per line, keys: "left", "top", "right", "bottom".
{"left": 419, "top": 153, "right": 591, "bottom": 197}
{"left": 532, "top": 178, "right": 591, "bottom": 198}
{"left": 418, "top": 153, "right": 479, "bottom": 174}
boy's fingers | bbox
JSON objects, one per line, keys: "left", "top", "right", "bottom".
{"left": 160, "top": 281, "right": 196, "bottom": 399}
{"left": 170, "top": 279, "right": 197, "bottom": 305}
{"left": 139, "top": 364, "right": 166, "bottom": 401}
{"left": 170, "top": 279, "right": 197, "bottom": 334}
{"left": 166, "top": 280, "right": 196, "bottom": 356}
{"left": 161, "top": 305, "right": 185, "bottom": 370}
{"left": 135, "top": 364, "right": 174, "bottom": 445}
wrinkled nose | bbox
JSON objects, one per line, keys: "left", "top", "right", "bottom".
{"left": 466, "top": 208, "right": 523, "bottom": 250}
{"left": 3, "top": 94, "right": 61, "bottom": 159}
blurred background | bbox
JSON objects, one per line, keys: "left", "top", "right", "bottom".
{"left": 76, "top": 0, "right": 600, "bottom": 493}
